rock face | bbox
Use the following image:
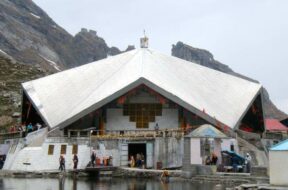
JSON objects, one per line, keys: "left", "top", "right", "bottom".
{"left": 172, "top": 42, "right": 287, "bottom": 119}
{"left": 0, "top": 55, "right": 49, "bottom": 131}
{"left": 0, "top": 0, "right": 129, "bottom": 71}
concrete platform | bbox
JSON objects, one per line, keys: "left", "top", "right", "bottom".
{"left": 85, "top": 166, "right": 118, "bottom": 172}
{"left": 236, "top": 184, "right": 288, "bottom": 190}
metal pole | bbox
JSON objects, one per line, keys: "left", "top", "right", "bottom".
{"left": 90, "top": 130, "right": 92, "bottom": 160}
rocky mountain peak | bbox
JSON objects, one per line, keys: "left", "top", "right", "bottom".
{"left": 0, "top": 0, "right": 132, "bottom": 71}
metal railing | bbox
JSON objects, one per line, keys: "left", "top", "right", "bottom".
{"left": 64, "top": 128, "right": 185, "bottom": 140}
{"left": 0, "top": 131, "right": 23, "bottom": 141}
{"left": 90, "top": 129, "right": 184, "bottom": 139}
{"left": 262, "top": 131, "right": 288, "bottom": 140}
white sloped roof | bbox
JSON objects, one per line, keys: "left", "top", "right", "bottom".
{"left": 22, "top": 48, "right": 262, "bottom": 129}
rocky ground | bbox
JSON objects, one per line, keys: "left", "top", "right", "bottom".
{"left": 0, "top": 55, "right": 49, "bottom": 132}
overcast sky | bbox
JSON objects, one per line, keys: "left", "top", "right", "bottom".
{"left": 33, "top": 0, "right": 288, "bottom": 114}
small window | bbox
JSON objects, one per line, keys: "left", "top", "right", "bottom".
{"left": 60, "top": 145, "right": 67, "bottom": 155}
{"left": 230, "top": 144, "right": 234, "bottom": 152}
{"left": 72, "top": 144, "right": 78, "bottom": 154}
{"left": 48, "top": 145, "right": 54, "bottom": 155}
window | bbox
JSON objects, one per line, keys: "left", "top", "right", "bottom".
{"left": 48, "top": 145, "right": 54, "bottom": 155}
{"left": 123, "top": 103, "right": 162, "bottom": 128}
{"left": 60, "top": 145, "right": 67, "bottom": 155}
{"left": 72, "top": 144, "right": 78, "bottom": 154}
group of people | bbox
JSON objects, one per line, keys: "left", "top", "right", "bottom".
{"left": 205, "top": 152, "right": 252, "bottom": 173}
{"left": 9, "top": 122, "right": 43, "bottom": 135}
{"left": 58, "top": 154, "right": 79, "bottom": 171}
{"left": 230, "top": 152, "right": 252, "bottom": 173}
{"left": 90, "top": 151, "right": 113, "bottom": 167}
{"left": 129, "top": 153, "right": 145, "bottom": 168}
{"left": 205, "top": 153, "right": 218, "bottom": 165}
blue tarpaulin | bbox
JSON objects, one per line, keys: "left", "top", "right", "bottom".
{"left": 221, "top": 150, "right": 245, "bottom": 165}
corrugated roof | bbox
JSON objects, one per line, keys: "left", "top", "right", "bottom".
{"left": 186, "top": 124, "right": 228, "bottom": 138}
{"left": 270, "top": 139, "right": 288, "bottom": 151}
{"left": 265, "top": 119, "right": 288, "bottom": 131}
{"left": 22, "top": 48, "right": 262, "bottom": 129}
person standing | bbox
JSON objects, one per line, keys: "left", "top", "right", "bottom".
{"left": 245, "top": 153, "right": 252, "bottom": 173}
{"left": 73, "top": 154, "right": 78, "bottom": 169}
{"left": 136, "top": 153, "right": 141, "bottom": 168}
{"left": 140, "top": 153, "right": 145, "bottom": 168}
{"left": 211, "top": 153, "right": 218, "bottom": 165}
{"left": 130, "top": 155, "right": 135, "bottom": 168}
{"left": 27, "top": 123, "right": 33, "bottom": 133}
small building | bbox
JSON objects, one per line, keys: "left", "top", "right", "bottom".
{"left": 269, "top": 139, "right": 288, "bottom": 186}
{"left": 263, "top": 119, "right": 288, "bottom": 144}
{"left": 183, "top": 124, "right": 238, "bottom": 175}
{"left": 265, "top": 119, "right": 288, "bottom": 132}
{"left": 185, "top": 124, "right": 237, "bottom": 164}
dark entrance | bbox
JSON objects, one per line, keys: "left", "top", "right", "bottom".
{"left": 128, "top": 143, "right": 146, "bottom": 166}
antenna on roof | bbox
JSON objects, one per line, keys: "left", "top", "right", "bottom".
{"left": 140, "top": 30, "right": 149, "bottom": 48}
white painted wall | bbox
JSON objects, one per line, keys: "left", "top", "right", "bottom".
{"left": 0, "top": 144, "right": 10, "bottom": 155}
{"left": 190, "top": 138, "right": 202, "bottom": 164}
{"left": 4, "top": 142, "right": 90, "bottom": 171}
{"left": 213, "top": 139, "right": 222, "bottom": 164}
{"left": 269, "top": 151, "right": 288, "bottom": 186}
{"left": 221, "top": 139, "right": 239, "bottom": 153}
{"left": 106, "top": 108, "right": 178, "bottom": 130}
{"left": 3, "top": 141, "right": 25, "bottom": 170}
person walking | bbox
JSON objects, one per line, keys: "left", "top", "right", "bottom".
{"left": 73, "top": 154, "right": 78, "bottom": 169}
{"left": 91, "top": 151, "right": 96, "bottom": 167}
{"left": 59, "top": 155, "right": 65, "bottom": 171}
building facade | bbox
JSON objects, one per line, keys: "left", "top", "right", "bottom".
{"left": 3, "top": 42, "right": 266, "bottom": 171}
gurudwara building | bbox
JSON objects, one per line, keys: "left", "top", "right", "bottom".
{"left": 3, "top": 37, "right": 265, "bottom": 171}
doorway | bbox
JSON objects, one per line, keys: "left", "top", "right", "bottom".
{"left": 128, "top": 143, "right": 146, "bottom": 166}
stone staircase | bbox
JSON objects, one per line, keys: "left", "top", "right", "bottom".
{"left": 237, "top": 136, "right": 268, "bottom": 166}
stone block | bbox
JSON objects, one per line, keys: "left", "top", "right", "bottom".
{"left": 251, "top": 166, "right": 268, "bottom": 176}
{"left": 197, "top": 165, "right": 213, "bottom": 175}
